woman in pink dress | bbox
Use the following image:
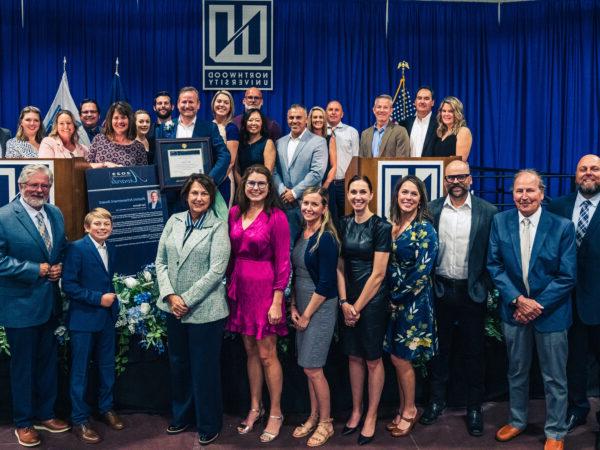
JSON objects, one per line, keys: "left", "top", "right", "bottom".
{"left": 227, "top": 164, "right": 290, "bottom": 444}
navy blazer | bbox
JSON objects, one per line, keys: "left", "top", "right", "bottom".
{"left": 487, "top": 207, "right": 577, "bottom": 332}
{"left": 401, "top": 115, "right": 437, "bottom": 157}
{"left": 303, "top": 231, "right": 339, "bottom": 299}
{"left": 548, "top": 193, "right": 600, "bottom": 325}
{"left": 0, "top": 198, "right": 67, "bottom": 328}
{"left": 429, "top": 194, "right": 497, "bottom": 303}
{"left": 62, "top": 235, "right": 118, "bottom": 332}
{"left": 155, "top": 117, "right": 231, "bottom": 185}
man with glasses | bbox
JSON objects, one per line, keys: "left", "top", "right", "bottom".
{"left": 421, "top": 160, "right": 497, "bottom": 436}
{"left": 79, "top": 99, "right": 101, "bottom": 142}
{"left": 0, "top": 164, "right": 69, "bottom": 447}
{"left": 232, "top": 87, "right": 282, "bottom": 141}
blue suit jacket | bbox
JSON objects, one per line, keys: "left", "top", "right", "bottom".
{"left": 548, "top": 192, "right": 600, "bottom": 325}
{"left": 155, "top": 117, "right": 230, "bottom": 185}
{"left": 487, "top": 207, "right": 577, "bottom": 332}
{"left": 0, "top": 199, "right": 67, "bottom": 328}
{"left": 274, "top": 130, "right": 328, "bottom": 199}
{"left": 62, "top": 235, "right": 118, "bottom": 332}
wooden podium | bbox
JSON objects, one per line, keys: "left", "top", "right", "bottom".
{"left": 0, "top": 158, "right": 90, "bottom": 240}
{"left": 343, "top": 156, "right": 459, "bottom": 216}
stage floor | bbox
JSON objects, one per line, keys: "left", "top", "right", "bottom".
{"left": 0, "top": 399, "right": 597, "bottom": 449}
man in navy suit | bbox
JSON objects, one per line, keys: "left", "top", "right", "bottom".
{"left": 62, "top": 208, "right": 124, "bottom": 443}
{"left": 400, "top": 86, "right": 437, "bottom": 157}
{"left": 488, "top": 170, "right": 577, "bottom": 450}
{"left": 547, "top": 154, "right": 600, "bottom": 441}
{"left": 0, "top": 164, "right": 70, "bottom": 447}
{"left": 274, "top": 104, "right": 327, "bottom": 244}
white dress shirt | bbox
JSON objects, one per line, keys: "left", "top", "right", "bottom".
{"left": 436, "top": 193, "right": 472, "bottom": 280}
{"left": 409, "top": 112, "right": 432, "bottom": 157}
{"left": 287, "top": 128, "right": 307, "bottom": 167}
{"left": 90, "top": 235, "right": 109, "bottom": 271}
{"left": 518, "top": 206, "right": 542, "bottom": 255}
{"left": 571, "top": 190, "right": 600, "bottom": 225}
{"left": 20, "top": 197, "right": 53, "bottom": 244}
{"left": 328, "top": 122, "right": 359, "bottom": 179}
{"left": 176, "top": 116, "right": 197, "bottom": 138}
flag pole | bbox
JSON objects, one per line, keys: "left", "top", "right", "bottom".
{"left": 115, "top": 57, "right": 120, "bottom": 76}
{"left": 63, "top": 57, "right": 67, "bottom": 73}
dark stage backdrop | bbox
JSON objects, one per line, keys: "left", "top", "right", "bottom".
{"left": 0, "top": 0, "right": 598, "bottom": 172}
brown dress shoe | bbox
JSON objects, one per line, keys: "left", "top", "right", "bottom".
{"left": 544, "top": 438, "right": 565, "bottom": 450}
{"left": 495, "top": 424, "right": 524, "bottom": 442}
{"left": 33, "top": 418, "right": 71, "bottom": 433}
{"left": 73, "top": 423, "right": 102, "bottom": 444}
{"left": 15, "top": 427, "right": 41, "bottom": 447}
{"left": 102, "top": 411, "right": 125, "bottom": 430}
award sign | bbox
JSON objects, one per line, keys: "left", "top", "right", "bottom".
{"left": 156, "top": 138, "right": 213, "bottom": 189}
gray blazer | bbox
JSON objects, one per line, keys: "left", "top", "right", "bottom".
{"left": 429, "top": 194, "right": 497, "bottom": 303}
{"left": 155, "top": 209, "right": 230, "bottom": 324}
{"left": 359, "top": 121, "right": 410, "bottom": 158}
{"left": 274, "top": 129, "right": 328, "bottom": 198}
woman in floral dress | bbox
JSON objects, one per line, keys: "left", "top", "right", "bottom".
{"left": 384, "top": 175, "right": 438, "bottom": 438}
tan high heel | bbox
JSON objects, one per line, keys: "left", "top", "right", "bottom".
{"left": 293, "top": 415, "right": 319, "bottom": 438}
{"left": 307, "top": 418, "right": 334, "bottom": 447}
{"left": 237, "top": 406, "right": 265, "bottom": 435}
{"left": 259, "top": 415, "right": 284, "bottom": 443}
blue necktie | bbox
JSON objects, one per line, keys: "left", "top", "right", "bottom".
{"left": 576, "top": 200, "right": 592, "bottom": 247}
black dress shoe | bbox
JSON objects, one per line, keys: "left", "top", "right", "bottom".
{"left": 342, "top": 424, "right": 359, "bottom": 436}
{"left": 198, "top": 432, "right": 219, "bottom": 446}
{"left": 595, "top": 431, "right": 600, "bottom": 450}
{"left": 566, "top": 412, "right": 587, "bottom": 433}
{"left": 166, "top": 424, "right": 189, "bottom": 435}
{"left": 466, "top": 408, "right": 483, "bottom": 437}
{"left": 419, "top": 402, "right": 445, "bottom": 425}
{"left": 357, "top": 432, "right": 374, "bottom": 445}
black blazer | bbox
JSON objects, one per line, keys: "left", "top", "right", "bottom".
{"left": 0, "top": 127, "right": 11, "bottom": 158}
{"left": 401, "top": 115, "right": 437, "bottom": 157}
{"left": 548, "top": 192, "right": 600, "bottom": 325}
{"left": 429, "top": 194, "right": 498, "bottom": 303}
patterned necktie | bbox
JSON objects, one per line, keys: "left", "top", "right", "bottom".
{"left": 576, "top": 200, "right": 592, "bottom": 247}
{"left": 35, "top": 212, "right": 52, "bottom": 253}
{"left": 520, "top": 217, "right": 531, "bottom": 295}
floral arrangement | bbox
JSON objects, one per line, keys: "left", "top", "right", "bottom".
{"left": 0, "top": 264, "right": 168, "bottom": 376}
{"left": 485, "top": 288, "right": 503, "bottom": 342}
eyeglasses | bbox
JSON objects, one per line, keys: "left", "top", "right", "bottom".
{"left": 444, "top": 174, "right": 470, "bottom": 183}
{"left": 246, "top": 181, "right": 268, "bottom": 190}
{"left": 22, "top": 183, "right": 51, "bottom": 190}
{"left": 245, "top": 96, "right": 262, "bottom": 101}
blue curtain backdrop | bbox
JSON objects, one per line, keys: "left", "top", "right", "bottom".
{"left": 0, "top": 0, "right": 598, "bottom": 174}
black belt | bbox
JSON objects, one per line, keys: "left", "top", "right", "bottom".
{"left": 333, "top": 179, "right": 345, "bottom": 185}
{"left": 437, "top": 275, "right": 468, "bottom": 288}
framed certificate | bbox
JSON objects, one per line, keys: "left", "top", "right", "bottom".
{"left": 156, "top": 138, "right": 213, "bottom": 189}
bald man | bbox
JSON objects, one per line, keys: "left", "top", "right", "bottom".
{"left": 548, "top": 155, "right": 600, "bottom": 440}
{"left": 231, "top": 87, "right": 282, "bottom": 141}
{"left": 422, "top": 160, "right": 497, "bottom": 436}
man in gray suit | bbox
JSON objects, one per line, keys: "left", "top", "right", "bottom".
{"left": 0, "top": 164, "right": 69, "bottom": 447}
{"left": 0, "top": 127, "right": 11, "bottom": 157}
{"left": 420, "top": 160, "right": 497, "bottom": 436}
{"left": 274, "top": 104, "right": 328, "bottom": 243}
{"left": 359, "top": 94, "right": 410, "bottom": 158}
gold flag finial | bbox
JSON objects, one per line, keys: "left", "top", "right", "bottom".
{"left": 392, "top": 61, "right": 410, "bottom": 104}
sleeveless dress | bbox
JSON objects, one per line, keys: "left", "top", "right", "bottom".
{"left": 431, "top": 134, "right": 457, "bottom": 157}
{"left": 238, "top": 136, "right": 268, "bottom": 174}
{"left": 384, "top": 220, "right": 439, "bottom": 361}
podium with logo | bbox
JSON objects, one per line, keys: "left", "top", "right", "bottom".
{"left": 343, "top": 156, "right": 460, "bottom": 216}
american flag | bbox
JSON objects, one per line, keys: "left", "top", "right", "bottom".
{"left": 391, "top": 87, "right": 416, "bottom": 123}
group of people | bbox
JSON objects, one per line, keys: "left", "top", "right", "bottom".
{"left": 0, "top": 85, "right": 598, "bottom": 450}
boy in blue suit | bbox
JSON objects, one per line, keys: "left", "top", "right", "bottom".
{"left": 62, "top": 208, "right": 124, "bottom": 444}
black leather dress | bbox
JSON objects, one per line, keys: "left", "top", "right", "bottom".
{"left": 339, "top": 214, "right": 392, "bottom": 360}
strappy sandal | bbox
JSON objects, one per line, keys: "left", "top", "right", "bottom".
{"left": 259, "top": 415, "right": 284, "bottom": 443}
{"left": 293, "top": 414, "right": 319, "bottom": 438}
{"left": 307, "top": 418, "right": 334, "bottom": 447}
{"left": 237, "top": 406, "right": 265, "bottom": 435}
{"left": 390, "top": 415, "right": 417, "bottom": 437}
{"left": 385, "top": 409, "right": 402, "bottom": 431}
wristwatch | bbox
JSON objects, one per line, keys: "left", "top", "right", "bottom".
{"left": 338, "top": 298, "right": 347, "bottom": 307}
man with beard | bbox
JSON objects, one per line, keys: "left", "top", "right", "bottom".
{"left": 488, "top": 170, "right": 576, "bottom": 450}
{"left": 0, "top": 164, "right": 69, "bottom": 447}
{"left": 548, "top": 154, "right": 600, "bottom": 447}
{"left": 421, "top": 160, "right": 497, "bottom": 436}
{"left": 400, "top": 86, "right": 438, "bottom": 157}
{"left": 79, "top": 99, "right": 101, "bottom": 142}
{"left": 151, "top": 91, "right": 174, "bottom": 137}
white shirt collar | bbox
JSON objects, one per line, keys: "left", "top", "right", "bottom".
{"left": 290, "top": 128, "right": 307, "bottom": 142}
{"left": 518, "top": 206, "right": 542, "bottom": 228}
{"left": 443, "top": 192, "right": 472, "bottom": 210}
{"left": 178, "top": 115, "right": 196, "bottom": 128}
{"left": 88, "top": 234, "right": 107, "bottom": 249}
{"left": 575, "top": 190, "right": 600, "bottom": 209}
{"left": 415, "top": 111, "right": 432, "bottom": 123}
{"left": 19, "top": 196, "right": 46, "bottom": 218}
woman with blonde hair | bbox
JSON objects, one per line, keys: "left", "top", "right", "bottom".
{"left": 39, "top": 110, "right": 88, "bottom": 158}
{"left": 290, "top": 187, "right": 339, "bottom": 447}
{"left": 5, "top": 106, "right": 45, "bottom": 158}
{"left": 432, "top": 96, "right": 472, "bottom": 161}
{"left": 211, "top": 90, "right": 239, "bottom": 206}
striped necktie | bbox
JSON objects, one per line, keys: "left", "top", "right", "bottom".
{"left": 576, "top": 200, "right": 592, "bottom": 247}
{"left": 35, "top": 212, "right": 52, "bottom": 253}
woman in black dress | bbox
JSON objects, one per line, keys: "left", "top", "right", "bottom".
{"left": 235, "top": 108, "right": 276, "bottom": 185}
{"left": 431, "top": 96, "right": 472, "bottom": 161}
{"left": 337, "top": 175, "right": 391, "bottom": 446}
